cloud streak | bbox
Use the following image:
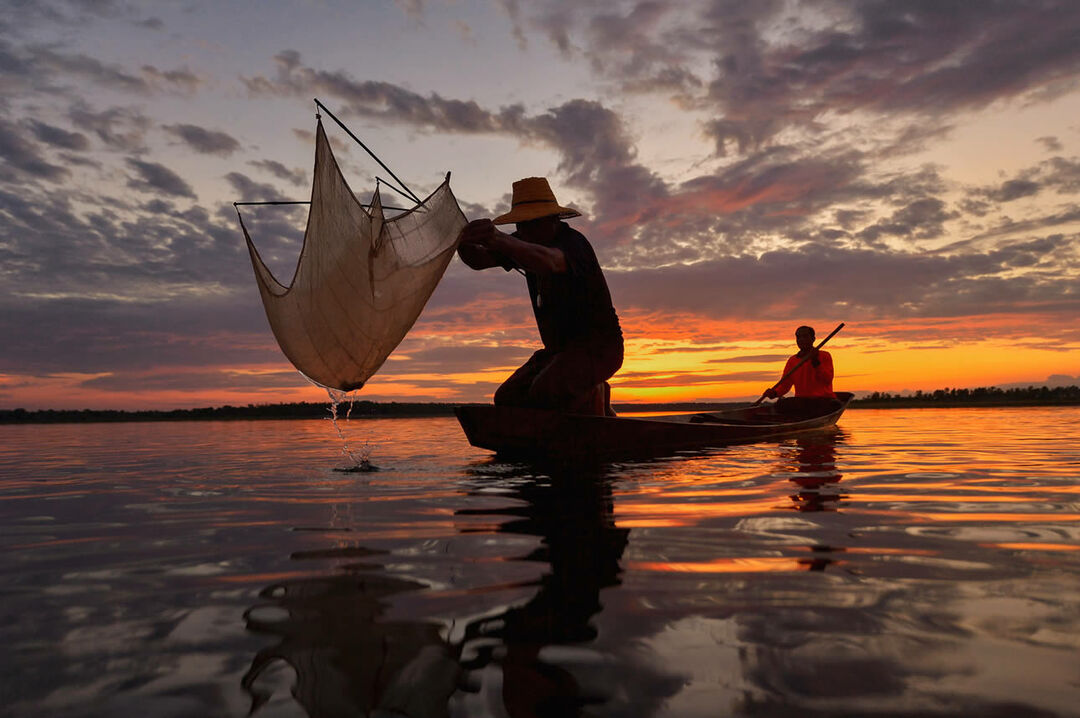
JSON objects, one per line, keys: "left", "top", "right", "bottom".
{"left": 163, "top": 123, "right": 241, "bottom": 156}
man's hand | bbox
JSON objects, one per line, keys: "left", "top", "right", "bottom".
{"left": 458, "top": 218, "right": 567, "bottom": 275}
{"left": 764, "top": 387, "right": 779, "bottom": 399}
{"left": 457, "top": 219, "right": 512, "bottom": 270}
{"left": 458, "top": 218, "right": 500, "bottom": 248}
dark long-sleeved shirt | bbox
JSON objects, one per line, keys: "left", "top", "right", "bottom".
{"left": 522, "top": 223, "right": 622, "bottom": 351}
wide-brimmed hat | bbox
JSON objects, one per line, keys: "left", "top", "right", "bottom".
{"left": 492, "top": 177, "right": 582, "bottom": 225}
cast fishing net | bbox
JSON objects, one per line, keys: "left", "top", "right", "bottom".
{"left": 237, "top": 118, "right": 467, "bottom": 391}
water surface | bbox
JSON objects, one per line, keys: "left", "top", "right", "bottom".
{"left": 1, "top": 407, "right": 1078, "bottom": 716}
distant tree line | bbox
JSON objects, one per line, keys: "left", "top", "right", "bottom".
{"left": 851, "top": 385, "right": 1080, "bottom": 407}
{"left": 0, "top": 401, "right": 477, "bottom": 424}
{"left": 2, "top": 385, "right": 1076, "bottom": 423}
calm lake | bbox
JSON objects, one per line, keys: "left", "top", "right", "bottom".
{"left": 1, "top": 407, "right": 1078, "bottom": 717}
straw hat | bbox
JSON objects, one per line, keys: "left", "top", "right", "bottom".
{"left": 492, "top": 177, "right": 582, "bottom": 225}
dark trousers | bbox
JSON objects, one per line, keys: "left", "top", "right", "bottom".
{"left": 494, "top": 340, "right": 623, "bottom": 414}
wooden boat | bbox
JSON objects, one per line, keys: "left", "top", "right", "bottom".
{"left": 456, "top": 392, "right": 852, "bottom": 460}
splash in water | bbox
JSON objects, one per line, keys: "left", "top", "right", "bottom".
{"left": 325, "top": 388, "right": 378, "bottom": 472}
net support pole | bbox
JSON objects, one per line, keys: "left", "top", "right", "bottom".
{"left": 314, "top": 98, "right": 423, "bottom": 205}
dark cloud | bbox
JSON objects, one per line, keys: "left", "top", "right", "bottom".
{"left": 0, "top": 118, "right": 69, "bottom": 182}
{"left": 1, "top": 0, "right": 162, "bottom": 38}
{"left": 967, "top": 204, "right": 1080, "bottom": 243}
{"left": 126, "top": 158, "right": 196, "bottom": 198}
{"left": 494, "top": 1, "right": 1080, "bottom": 159}
{"left": 163, "top": 123, "right": 240, "bottom": 156}
{"left": 0, "top": 38, "right": 32, "bottom": 78}
{"left": 707, "top": 354, "right": 790, "bottom": 364}
{"left": 528, "top": 100, "right": 668, "bottom": 234}
{"left": 856, "top": 198, "right": 957, "bottom": 244}
{"left": 1041, "top": 156, "right": 1080, "bottom": 194}
{"left": 969, "top": 156, "right": 1080, "bottom": 205}
{"left": 58, "top": 151, "right": 102, "bottom": 169}
{"left": 0, "top": 293, "right": 272, "bottom": 376}
{"left": 581, "top": 3, "right": 704, "bottom": 96}
{"left": 986, "top": 179, "right": 1041, "bottom": 203}
{"left": 385, "top": 344, "right": 533, "bottom": 375}
{"left": 244, "top": 51, "right": 518, "bottom": 134}
{"left": 1, "top": 34, "right": 198, "bottom": 97}
{"left": 225, "top": 171, "right": 291, "bottom": 202}
{"left": 242, "top": 53, "right": 665, "bottom": 243}
{"left": 602, "top": 148, "right": 949, "bottom": 265}
{"left": 68, "top": 103, "right": 150, "bottom": 151}
{"left": 530, "top": 5, "right": 575, "bottom": 56}
{"left": 140, "top": 65, "right": 201, "bottom": 95}
{"left": 1036, "top": 136, "right": 1063, "bottom": 152}
{"left": 242, "top": 47, "right": 669, "bottom": 226}
{"left": 697, "top": 1, "right": 1080, "bottom": 153}
{"left": 293, "top": 127, "right": 352, "bottom": 156}
{"left": 34, "top": 46, "right": 149, "bottom": 93}
{"left": 80, "top": 368, "right": 305, "bottom": 392}
{"left": 27, "top": 119, "right": 89, "bottom": 151}
{"left": 0, "top": 180, "right": 248, "bottom": 308}
{"left": 609, "top": 233, "right": 1080, "bottom": 323}
{"left": 493, "top": 0, "right": 528, "bottom": 51}
{"left": 241, "top": 53, "right": 963, "bottom": 265}
{"left": 249, "top": 159, "right": 307, "bottom": 187}
{"left": 614, "top": 369, "right": 776, "bottom": 388}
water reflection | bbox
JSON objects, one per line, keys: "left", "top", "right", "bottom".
{"left": 784, "top": 429, "right": 846, "bottom": 514}
{"left": 242, "top": 553, "right": 458, "bottom": 716}
{"left": 784, "top": 430, "right": 847, "bottom": 571}
{"left": 4, "top": 414, "right": 1079, "bottom": 716}
{"left": 243, "top": 462, "right": 677, "bottom": 717}
{"left": 455, "top": 465, "right": 636, "bottom": 716}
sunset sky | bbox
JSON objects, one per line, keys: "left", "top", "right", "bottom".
{"left": 2, "top": 0, "right": 1079, "bottom": 410}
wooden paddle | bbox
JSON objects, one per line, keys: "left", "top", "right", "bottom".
{"left": 753, "top": 322, "right": 845, "bottom": 405}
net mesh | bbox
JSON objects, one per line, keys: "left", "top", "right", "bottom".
{"left": 240, "top": 119, "right": 466, "bottom": 391}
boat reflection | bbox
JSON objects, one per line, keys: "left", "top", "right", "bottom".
{"left": 786, "top": 429, "right": 846, "bottom": 514}
{"left": 782, "top": 429, "right": 848, "bottom": 571}
{"left": 242, "top": 462, "right": 676, "bottom": 717}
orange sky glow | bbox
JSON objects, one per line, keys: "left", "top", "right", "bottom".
{"left": 6, "top": 312, "right": 1076, "bottom": 410}
{"left": 2, "top": 2, "right": 1078, "bottom": 411}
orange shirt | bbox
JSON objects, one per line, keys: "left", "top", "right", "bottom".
{"left": 774, "top": 350, "right": 836, "bottom": 398}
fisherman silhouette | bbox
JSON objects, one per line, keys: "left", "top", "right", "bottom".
{"left": 763, "top": 325, "right": 838, "bottom": 401}
{"left": 457, "top": 177, "right": 623, "bottom": 416}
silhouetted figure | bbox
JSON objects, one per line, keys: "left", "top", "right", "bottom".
{"left": 764, "top": 325, "right": 837, "bottom": 401}
{"left": 457, "top": 178, "right": 623, "bottom": 415}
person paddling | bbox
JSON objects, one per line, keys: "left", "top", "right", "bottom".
{"left": 763, "top": 325, "right": 838, "bottom": 401}
{"left": 456, "top": 177, "right": 623, "bottom": 415}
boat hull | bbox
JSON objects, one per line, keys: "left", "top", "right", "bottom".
{"left": 455, "top": 393, "right": 852, "bottom": 460}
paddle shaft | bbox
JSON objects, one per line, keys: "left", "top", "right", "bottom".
{"left": 754, "top": 322, "right": 845, "bottom": 405}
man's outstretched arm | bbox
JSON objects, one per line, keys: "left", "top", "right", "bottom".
{"left": 457, "top": 239, "right": 510, "bottom": 270}
{"left": 457, "top": 219, "right": 566, "bottom": 274}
